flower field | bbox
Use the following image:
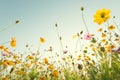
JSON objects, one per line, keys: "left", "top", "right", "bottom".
{"left": 0, "top": 7, "right": 120, "bottom": 80}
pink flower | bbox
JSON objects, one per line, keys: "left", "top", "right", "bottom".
{"left": 63, "top": 50, "right": 68, "bottom": 54}
{"left": 84, "top": 33, "right": 93, "bottom": 40}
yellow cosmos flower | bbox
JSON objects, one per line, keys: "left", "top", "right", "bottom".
{"left": 3, "top": 77, "right": 8, "bottom": 80}
{"left": 40, "top": 37, "right": 45, "bottom": 43}
{"left": 101, "top": 39, "right": 107, "bottom": 43}
{"left": 13, "top": 54, "right": 18, "bottom": 60}
{"left": 16, "top": 71, "right": 25, "bottom": 75}
{"left": 108, "top": 25, "right": 115, "bottom": 30}
{"left": 114, "top": 38, "right": 119, "bottom": 41}
{"left": 44, "top": 58, "right": 49, "bottom": 64}
{"left": 0, "top": 45, "right": 4, "bottom": 50}
{"left": 94, "top": 8, "right": 111, "bottom": 25}
{"left": 40, "top": 77, "right": 45, "bottom": 80}
{"left": 26, "top": 63, "right": 31, "bottom": 68}
{"left": 27, "top": 55, "right": 34, "bottom": 59}
{"left": 77, "top": 54, "right": 82, "bottom": 60}
{"left": 48, "top": 64, "right": 54, "bottom": 69}
{"left": 10, "top": 37, "right": 16, "bottom": 48}
{"left": 98, "top": 28, "right": 103, "bottom": 32}
{"left": 52, "top": 70, "right": 58, "bottom": 77}
{"left": 3, "top": 47, "right": 9, "bottom": 53}
{"left": 72, "top": 35, "right": 77, "bottom": 39}
{"left": 105, "top": 45, "right": 112, "bottom": 52}
{"left": 2, "top": 60, "right": 14, "bottom": 66}
{"left": 85, "top": 56, "right": 91, "bottom": 61}
{"left": 101, "top": 33, "right": 106, "bottom": 38}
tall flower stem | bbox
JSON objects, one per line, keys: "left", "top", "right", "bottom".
{"left": 112, "top": 17, "right": 120, "bottom": 45}
{"left": 81, "top": 11, "right": 89, "bottom": 34}
{"left": 106, "top": 21, "right": 112, "bottom": 68}
{"left": 113, "top": 17, "right": 120, "bottom": 32}
{"left": 0, "top": 41, "right": 10, "bottom": 45}
{"left": 55, "top": 23, "right": 64, "bottom": 54}
{"left": 0, "top": 20, "right": 19, "bottom": 32}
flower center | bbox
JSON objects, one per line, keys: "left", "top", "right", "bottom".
{"left": 101, "top": 12, "right": 105, "bottom": 18}
{"left": 87, "top": 35, "right": 90, "bottom": 38}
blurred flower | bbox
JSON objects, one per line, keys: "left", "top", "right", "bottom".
{"left": 13, "top": 54, "right": 18, "bottom": 60}
{"left": 27, "top": 55, "right": 34, "bottom": 59}
{"left": 84, "top": 33, "right": 93, "bottom": 40}
{"left": 108, "top": 25, "right": 115, "bottom": 30}
{"left": 112, "top": 47, "right": 120, "bottom": 54}
{"left": 72, "top": 34, "right": 78, "bottom": 39}
{"left": 52, "top": 70, "right": 58, "bottom": 77}
{"left": 116, "top": 48, "right": 120, "bottom": 53}
{"left": 15, "top": 20, "right": 20, "bottom": 24}
{"left": 40, "top": 77, "right": 45, "bottom": 80}
{"left": 94, "top": 8, "right": 111, "bottom": 24}
{"left": 77, "top": 54, "right": 82, "bottom": 60}
{"left": 63, "top": 50, "right": 68, "bottom": 54}
{"left": 91, "top": 38, "right": 96, "bottom": 43}
{"left": 105, "top": 45, "right": 112, "bottom": 52}
{"left": 44, "top": 58, "right": 49, "bottom": 64}
{"left": 48, "top": 64, "right": 54, "bottom": 70}
{"left": 3, "top": 47, "right": 9, "bottom": 53}
{"left": 80, "top": 6, "right": 84, "bottom": 11}
{"left": 114, "top": 33, "right": 119, "bottom": 37}
{"left": 85, "top": 56, "right": 91, "bottom": 61}
{"left": 0, "top": 45, "right": 4, "bottom": 50}
{"left": 114, "top": 38, "right": 119, "bottom": 41}
{"left": 55, "top": 23, "right": 58, "bottom": 27}
{"left": 3, "top": 77, "right": 8, "bottom": 80}
{"left": 101, "top": 39, "right": 107, "bottom": 43}
{"left": 16, "top": 71, "right": 25, "bottom": 75}
{"left": 78, "top": 64, "right": 83, "bottom": 70}
{"left": 10, "top": 37, "right": 16, "bottom": 48}
{"left": 2, "top": 53, "right": 8, "bottom": 56}
{"left": 26, "top": 63, "right": 31, "bottom": 68}
{"left": 40, "top": 37, "right": 45, "bottom": 43}
{"left": 98, "top": 28, "right": 103, "bottom": 32}
{"left": 2, "top": 60, "right": 14, "bottom": 66}
{"left": 101, "top": 33, "right": 106, "bottom": 38}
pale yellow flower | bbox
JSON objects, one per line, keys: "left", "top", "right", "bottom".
{"left": 10, "top": 37, "right": 16, "bottom": 48}
{"left": 48, "top": 64, "right": 54, "bottom": 69}
{"left": 108, "top": 25, "right": 115, "bottom": 30}
{"left": 44, "top": 58, "right": 49, "bottom": 64}
{"left": 26, "top": 63, "right": 31, "bottom": 68}
{"left": 40, "top": 37, "right": 45, "bottom": 43}
{"left": 52, "top": 70, "right": 58, "bottom": 77}
{"left": 101, "top": 33, "right": 106, "bottom": 38}
{"left": 98, "top": 28, "right": 103, "bottom": 32}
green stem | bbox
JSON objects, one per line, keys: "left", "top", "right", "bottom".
{"left": 82, "top": 11, "right": 89, "bottom": 34}
{"left": 106, "top": 21, "right": 112, "bottom": 68}
{"left": 0, "top": 23, "right": 16, "bottom": 32}
{"left": 113, "top": 18, "right": 120, "bottom": 32}
{"left": 55, "top": 25, "right": 64, "bottom": 54}
{"left": 0, "top": 41, "right": 10, "bottom": 45}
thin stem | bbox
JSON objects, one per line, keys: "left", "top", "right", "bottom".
{"left": 113, "top": 18, "right": 120, "bottom": 32}
{"left": 82, "top": 11, "right": 89, "bottom": 34}
{"left": 113, "top": 19, "right": 120, "bottom": 45}
{"left": 0, "top": 41, "right": 10, "bottom": 45}
{"left": 75, "top": 35, "right": 82, "bottom": 53}
{"left": 0, "top": 23, "right": 17, "bottom": 32}
{"left": 106, "top": 21, "right": 112, "bottom": 68}
{"left": 55, "top": 24, "right": 64, "bottom": 54}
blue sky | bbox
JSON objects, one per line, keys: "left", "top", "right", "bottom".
{"left": 0, "top": 0, "right": 120, "bottom": 53}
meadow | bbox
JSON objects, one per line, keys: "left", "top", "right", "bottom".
{"left": 0, "top": 7, "right": 120, "bottom": 80}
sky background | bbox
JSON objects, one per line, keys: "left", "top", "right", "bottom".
{"left": 0, "top": 0, "right": 120, "bottom": 54}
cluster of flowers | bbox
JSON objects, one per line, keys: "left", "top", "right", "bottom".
{"left": 0, "top": 7, "right": 120, "bottom": 80}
